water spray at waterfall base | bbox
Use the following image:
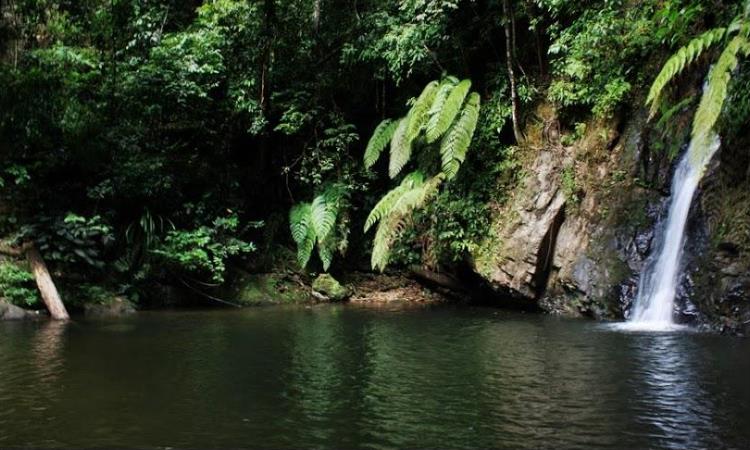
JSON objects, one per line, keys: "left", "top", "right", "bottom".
{"left": 615, "top": 133, "right": 721, "bottom": 332}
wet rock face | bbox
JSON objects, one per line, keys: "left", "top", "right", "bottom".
{"left": 473, "top": 149, "right": 567, "bottom": 301}
{"left": 473, "top": 105, "right": 749, "bottom": 331}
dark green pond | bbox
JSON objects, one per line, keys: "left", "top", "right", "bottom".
{"left": 1, "top": 305, "right": 749, "bottom": 449}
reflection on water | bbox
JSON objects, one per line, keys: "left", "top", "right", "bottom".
{"left": 0, "top": 307, "right": 749, "bottom": 449}
{"left": 629, "top": 333, "right": 718, "bottom": 450}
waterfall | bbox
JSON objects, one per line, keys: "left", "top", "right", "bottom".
{"left": 623, "top": 132, "right": 721, "bottom": 331}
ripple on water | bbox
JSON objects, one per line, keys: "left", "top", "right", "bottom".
{"left": 0, "top": 307, "right": 747, "bottom": 449}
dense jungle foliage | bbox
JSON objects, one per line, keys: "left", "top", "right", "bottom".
{"left": 0, "top": 0, "right": 748, "bottom": 308}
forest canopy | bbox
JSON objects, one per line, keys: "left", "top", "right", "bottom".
{"left": 0, "top": 0, "right": 746, "bottom": 308}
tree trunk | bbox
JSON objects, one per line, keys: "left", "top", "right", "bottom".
{"left": 502, "top": 0, "right": 524, "bottom": 144}
{"left": 312, "top": 0, "right": 320, "bottom": 34}
{"left": 25, "top": 244, "right": 69, "bottom": 320}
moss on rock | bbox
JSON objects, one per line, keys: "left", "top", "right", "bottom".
{"left": 227, "top": 271, "right": 311, "bottom": 306}
{"left": 312, "top": 274, "right": 350, "bottom": 302}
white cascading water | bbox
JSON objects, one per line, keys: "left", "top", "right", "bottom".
{"left": 623, "top": 132, "right": 721, "bottom": 331}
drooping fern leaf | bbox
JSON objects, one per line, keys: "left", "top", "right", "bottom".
{"left": 317, "top": 236, "right": 335, "bottom": 271}
{"left": 426, "top": 79, "right": 471, "bottom": 143}
{"left": 311, "top": 193, "right": 338, "bottom": 241}
{"left": 364, "top": 171, "right": 425, "bottom": 232}
{"left": 289, "top": 185, "right": 348, "bottom": 270}
{"left": 440, "top": 92, "right": 480, "bottom": 179}
{"left": 689, "top": 35, "right": 750, "bottom": 165}
{"left": 364, "top": 119, "right": 398, "bottom": 169}
{"left": 425, "top": 77, "right": 459, "bottom": 142}
{"left": 388, "top": 116, "right": 412, "bottom": 178}
{"left": 371, "top": 213, "right": 409, "bottom": 272}
{"left": 370, "top": 174, "right": 445, "bottom": 271}
{"left": 406, "top": 81, "right": 439, "bottom": 144}
{"left": 290, "top": 202, "right": 317, "bottom": 268}
{"left": 646, "top": 27, "right": 728, "bottom": 118}
{"left": 297, "top": 230, "right": 316, "bottom": 268}
{"left": 289, "top": 202, "right": 312, "bottom": 244}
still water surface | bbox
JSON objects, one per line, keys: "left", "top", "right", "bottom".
{"left": 1, "top": 305, "right": 749, "bottom": 449}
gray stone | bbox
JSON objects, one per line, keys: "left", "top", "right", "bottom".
{"left": 0, "top": 300, "right": 37, "bottom": 320}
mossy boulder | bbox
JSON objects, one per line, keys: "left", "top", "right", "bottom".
{"left": 227, "top": 270, "right": 311, "bottom": 305}
{"left": 312, "top": 274, "right": 350, "bottom": 302}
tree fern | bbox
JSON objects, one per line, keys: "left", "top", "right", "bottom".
{"left": 646, "top": 27, "right": 728, "bottom": 118}
{"left": 691, "top": 35, "right": 750, "bottom": 145}
{"left": 426, "top": 79, "right": 471, "bottom": 143}
{"left": 364, "top": 119, "right": 398, "bottom": 169}
{"left": 388, "top": 116, "right": 412, "bottom": 178}
{"left": 691, "top": 35, "right": 750, "bottom": 161}
{"left": 297, "top": 227, "right": 316, "bottom": 268}
{"left": 370, "top": 174, "right": 445, "bottom": 271}
{"left": 440, "top": 92, "right": 480, "bottom": 179}
{"left": 289, "top": 203, "right": 312, "bottom": 245}
{"left": 311, "top": 191, "right": 339, "bottom": 240}
{"left": 406, "top": 81, "right": 439, "bottom": 144}
{"left": 362, "top": 76, "right": 480, "bottom": 271}
{"left": 425, "top": 77, "right": 459, "bottom": 142}
{"left": 289, "top": 185, "right": 348, "bottom": 271}
{"left": 317, "top": 236, "right": 335, "bottom": 271}
{"left": 364, "top": 171, "right": 425, "bottom": 232}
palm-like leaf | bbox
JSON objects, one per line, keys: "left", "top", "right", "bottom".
{"left": 689, "top": 35, "right": 750, "bottom": 165}
{"left": 425, "top": 77, "right": 459, "bottom": 142}
{"left": 406, "top": 81, "right": 439, "bottom": 143}
{"left": 317, "top": 237, "right": 335, "bottom": 271}
{"left": 364, "top": 119, "right": 398, "bottom": 169}
{"left": 646, "top": 27, "right": 728, "bottom": 118}
{"left": 440, "top": 92, "right": 480, "bottom": 179}
{"left": 388, "top": 117, "right": 412, "bottom": 178}
{"left": 311, "top": 194, "right": 337, "bottom": 241}
{"left": 364, "top": 171, "right": 425, "bottom": 232}
{"left": 426, "top": 79, "right": 471, "bottom": 143}
{"left": 370, "top": 174, "right": 444, "bottom": 272}
{"left": 289, "top": 202, "right": 312, "bottom": 244}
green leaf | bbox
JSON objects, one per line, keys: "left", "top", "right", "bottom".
{"left": 388, "top": 117, "right": 412, "bottom": 179}
{"left": 440, "top": 93, "right": 480, "bottom": 179}
{"left": 364, "top": 119, "right": 398, "bottom": 169}
{"left": 426, "top": 79, "right": 471, "bottom": 143}
{"left": 405, "top": 80, "right": 439, "bottom": 143}
{"left": 425, "top": 77, "right": 459, "bottom": 142}
{"left": 289, "top": 202, "right": 312, "bottom": 244}
{"left": 646, "top": 27, "right": 728, "bottom": 118}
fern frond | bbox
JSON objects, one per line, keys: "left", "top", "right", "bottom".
{"left": 371, "top": 214, "right": 409, "bottom": 272}
{"left": 364, "top": 171, "right": 425, "bottom": 232}
{"left": 369, "top": 174, "right": 445, "bottom": 272}
{"left": 388, "top": 117, "right": 412, "bottom": 178}
{"left": 297, "top": 229, "right": 316, "bottom": 268}
{"left": 405, "top": 80, "right": 439, "bottom": 143}
{"left": 364, "top": 119, "right": 398, "bottom": 169}
{"left": 690, "top": 35, "right": 749, "bottom": 162}
{"left": 426, "top": 79, "right": 472, "bottom": 143}
{"left": 425, "top": 78, "right": 459, "bottom": 142}
{"left": 289, "top": 202, "right": 312, "bottom": 244}
{"left": 317, "top": 237, "right": 335, "bottom": 271}
{"left": 440, "top": 93, "right": 480, "bottom": 180}
{"left": 646, "top": 27, "right": 728, "bottom": 118}
{"left": 311, "top": 192, "right": 338, "bottom": 241}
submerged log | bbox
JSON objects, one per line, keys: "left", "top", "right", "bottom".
{"left": 25, "top": 244, "right": 69, "bottom": 320}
